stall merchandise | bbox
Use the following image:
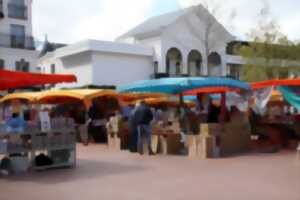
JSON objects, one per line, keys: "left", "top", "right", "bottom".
{"left": 250, "top": 79, "right": 300, "bottom": 152}
{"left": 0, "top": 123, "right": 76, "bottom": 172}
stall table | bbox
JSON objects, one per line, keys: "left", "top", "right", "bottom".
{"left": 0, "top": 125, "right": 76, "bottom": 172}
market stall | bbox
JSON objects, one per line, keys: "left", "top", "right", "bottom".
{"left": 0, "top": 70, "right": 78, "bottom": 174}
{"left": 250, "top": 79, "right": 300, "bottom": 153}
{"left": 117, "top": 77, "right": 252, "bottom": 158}
{"left": 106, "top": 94, "right": 173, "bottom": 152}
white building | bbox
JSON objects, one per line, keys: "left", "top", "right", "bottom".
{"left": 43, "top": 5, "right": 293, "bottom": 88}
{"left": 0, "top": 0, "right": 39, "bottom": 72}
{"left": 39, "top": 40, "right": 154, "bottom": 88}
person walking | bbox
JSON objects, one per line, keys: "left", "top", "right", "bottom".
{"left": 135, "top": 101, "right": 154, "bottom": 155}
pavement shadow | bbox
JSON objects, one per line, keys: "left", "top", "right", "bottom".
{"left": 4, "top": 159, "right": 146, "bottom": 184}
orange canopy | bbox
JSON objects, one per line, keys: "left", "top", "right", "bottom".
{"left": 183, "top": 87, "right": 240, "bottom": 95}
{"left": 0, "top": 69, "right": 77, "bottom": 90}
{"left": 119, "top": 93, "right": 167, "bottom": 102}
{"left": 251, "top": 79, "right": 300, "bottom": 90}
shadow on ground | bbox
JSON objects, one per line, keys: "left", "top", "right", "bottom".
{"left": 4, "top": 159, "right": 146, "bottom": 184}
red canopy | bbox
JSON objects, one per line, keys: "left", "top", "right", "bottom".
{"left": 251, "top": 79, "right": 300, "bottom": 90}
{"left": 0, "top": 69, "right": 77, "bottom": 90}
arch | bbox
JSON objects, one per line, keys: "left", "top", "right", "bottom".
{"left": 166, "top": 48, "right": 182, "bottom": 77}
{"left": 208, "top": 52, "right": 222, "bottom": 76}
{"left": 188, "top": 50, "right": 202, "bottom": 76}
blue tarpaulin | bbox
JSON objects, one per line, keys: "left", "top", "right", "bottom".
{"left": 278, "top": 86, "right": 300, "bottom": 110}
{"left": 117, "top": 77, "right": 251, "bottom": 95}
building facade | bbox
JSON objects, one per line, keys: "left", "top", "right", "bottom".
{"left": 0, "top": 0, "right": 39, "bottom": 72}
{"left": 38, "top": 5, "right": 297, "bottom": 88}
{"left": 38, "top": 40, "right": 154, "bottom": 88}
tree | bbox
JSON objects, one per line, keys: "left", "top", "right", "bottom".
{"left": 179, "top": 0, "right": 236, "bottom": 75}
{"left": 234, "top": 1, "right": 300, "bottom": 82}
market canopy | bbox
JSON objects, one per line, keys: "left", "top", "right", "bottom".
{"left": 0, "top": 69, "right": 77, "bottom": 90}
{"left": 0, "top": 92, "right": 43, "bottom": 103}
{"left": 119, "top": 93, "right": 168, "bottom": 102}
{"left": 251, "top": 79, "right": 300, "bottom": 90}
{"left": 278, "top": 86, "right": 300, "bottom": 110}
{"left": 143, "top": 97, "right": 196, "bottom": 107}
{"left": 0, "top": 89, "right": 117, "bottom": 106}
{"left": 37, "top": 89, "right": 117, "bottom": 103}
{"left": 117, "top": 77, "right": 251, "bottom": 95}
{"left": 183, "top": 86, "right": 244, "bottom": 96}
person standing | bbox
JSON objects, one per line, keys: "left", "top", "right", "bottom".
{"left": 135, "top": 101, "right": 154, "bottom": 155}
{"left": 121, "top": 104, "right": 133, "bottom": 121}
{"left": 6, "top": 113, "right": 26, "bottom": 133}
{"left": 178, "top": 105, "right": 191, "bottom": 139}
{"left": 88, "top": 101, "right": 107, "bottom": 143}
{"left": 74, "top": 105, "right": 89, "bottom": 146}
{"left": 128, "top": 103, "right": 139, "bottom": 152}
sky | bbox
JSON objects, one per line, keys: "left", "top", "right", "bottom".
{"left": 32, "top": 0, "right": 300, "bottom": 44}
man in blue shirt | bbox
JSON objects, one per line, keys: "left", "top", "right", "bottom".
{"left": 121, "top": 104, "right": 133, "bottom": 121}
{"left": 6, "top": 113, "right": 26, "bottom": 133}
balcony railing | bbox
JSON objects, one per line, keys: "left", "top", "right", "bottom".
{"left": 0, "top": 33, "right": 35, "bottom": 50}
{"left": 8, "top": 3, "right": 27, "bottom": 19}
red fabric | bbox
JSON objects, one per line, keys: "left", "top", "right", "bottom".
{"left": 183, "top": 87, "right": 240, "bottom": 95}
{"left": 0, "top": 69, "right": 77, "bottom": 90}
{"left": 251, "top": 79, "right": 300, "bottom": 90}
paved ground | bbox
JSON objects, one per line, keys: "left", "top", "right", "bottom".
{"left": 1, "top": 144, "right": 300, "bottom": 200}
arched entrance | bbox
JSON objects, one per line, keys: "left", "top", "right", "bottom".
{"left": 166, "top": 48, "right": 182, "bottom": 77}
{"left": 208, "top": 52, "right": 222, "bottom": 76}
{"left": 188, "top": 50, "right": 202, "bottom": 76}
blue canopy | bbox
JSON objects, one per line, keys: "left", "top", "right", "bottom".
{"left": 278, "top": 86, "right": 300, "bottom": 111}
{"left": 117, "top": 77, "right": 251, "bottom": 95}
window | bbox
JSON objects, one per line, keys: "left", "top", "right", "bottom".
{"left": 154, "top": 61, "right": 158, "bottom": 74}
{"left": 16, "top": 59, "right": 29, "bottom": 72}
{"left": 10, "top": 24, "right": 25, "bottom": 48}
{"left": 51, "top": 64, "right": 56, "bottom": 74}
{"left": 0, "top": 59, "right": 4, "bottom": 70}
{"left": 11, "top": 0, "right": 25, "bottom": 6}
{"left": 229, "top": 64, "right": 241, "bottom": 79}
{"left": 278, "top": 70, "right": 289, "bottom": 79}
{"left": 8, "top": 0, "right": 27, "bottom": 19}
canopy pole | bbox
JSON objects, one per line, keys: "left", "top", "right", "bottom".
{"left": 196, "top": 93, "right": 203, "bottom": 111}
{"left": 220, "top": 93, "right": 226, "bottom": 123}
{"left": 179, "top": 93, "right": 184, "bottom": 107}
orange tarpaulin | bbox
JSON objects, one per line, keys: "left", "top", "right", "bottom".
{"left": 251, "top": 79, "right": 300, "bottom": 90}
{"left": 183, "top": 87, "right": 240, "bottom": 95}
{"left": 0, "top": 69, "right": 77, "bottom": 90}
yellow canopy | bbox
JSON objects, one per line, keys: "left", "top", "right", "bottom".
{"left": 0, "top": 89, "right": 118, "bottom": 106}
{"left": 37, "top": 89, "right": 117, "bottom": 102}
{"left": 0, "top": 92, "right": 42, "bottom": 103}
{"left": 270, "top": 90, "right": 283, "bottom": 102}
{"left": 119, "top": 93, "right": 167, "bottom": 102}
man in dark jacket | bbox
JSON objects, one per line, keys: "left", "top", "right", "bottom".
{"left": 134, "top": 101, "right": 154, "bottom": 155}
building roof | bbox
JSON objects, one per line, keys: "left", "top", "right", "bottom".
{"left": 117, "top": 7, "right": 193, "bottom": 40}
{"left": 51, "top": 40, "right": 153, "bottom": 59}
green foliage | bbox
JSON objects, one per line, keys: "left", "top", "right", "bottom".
{"left": 235, "top": 3, "right": 300, "bottom": 82}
